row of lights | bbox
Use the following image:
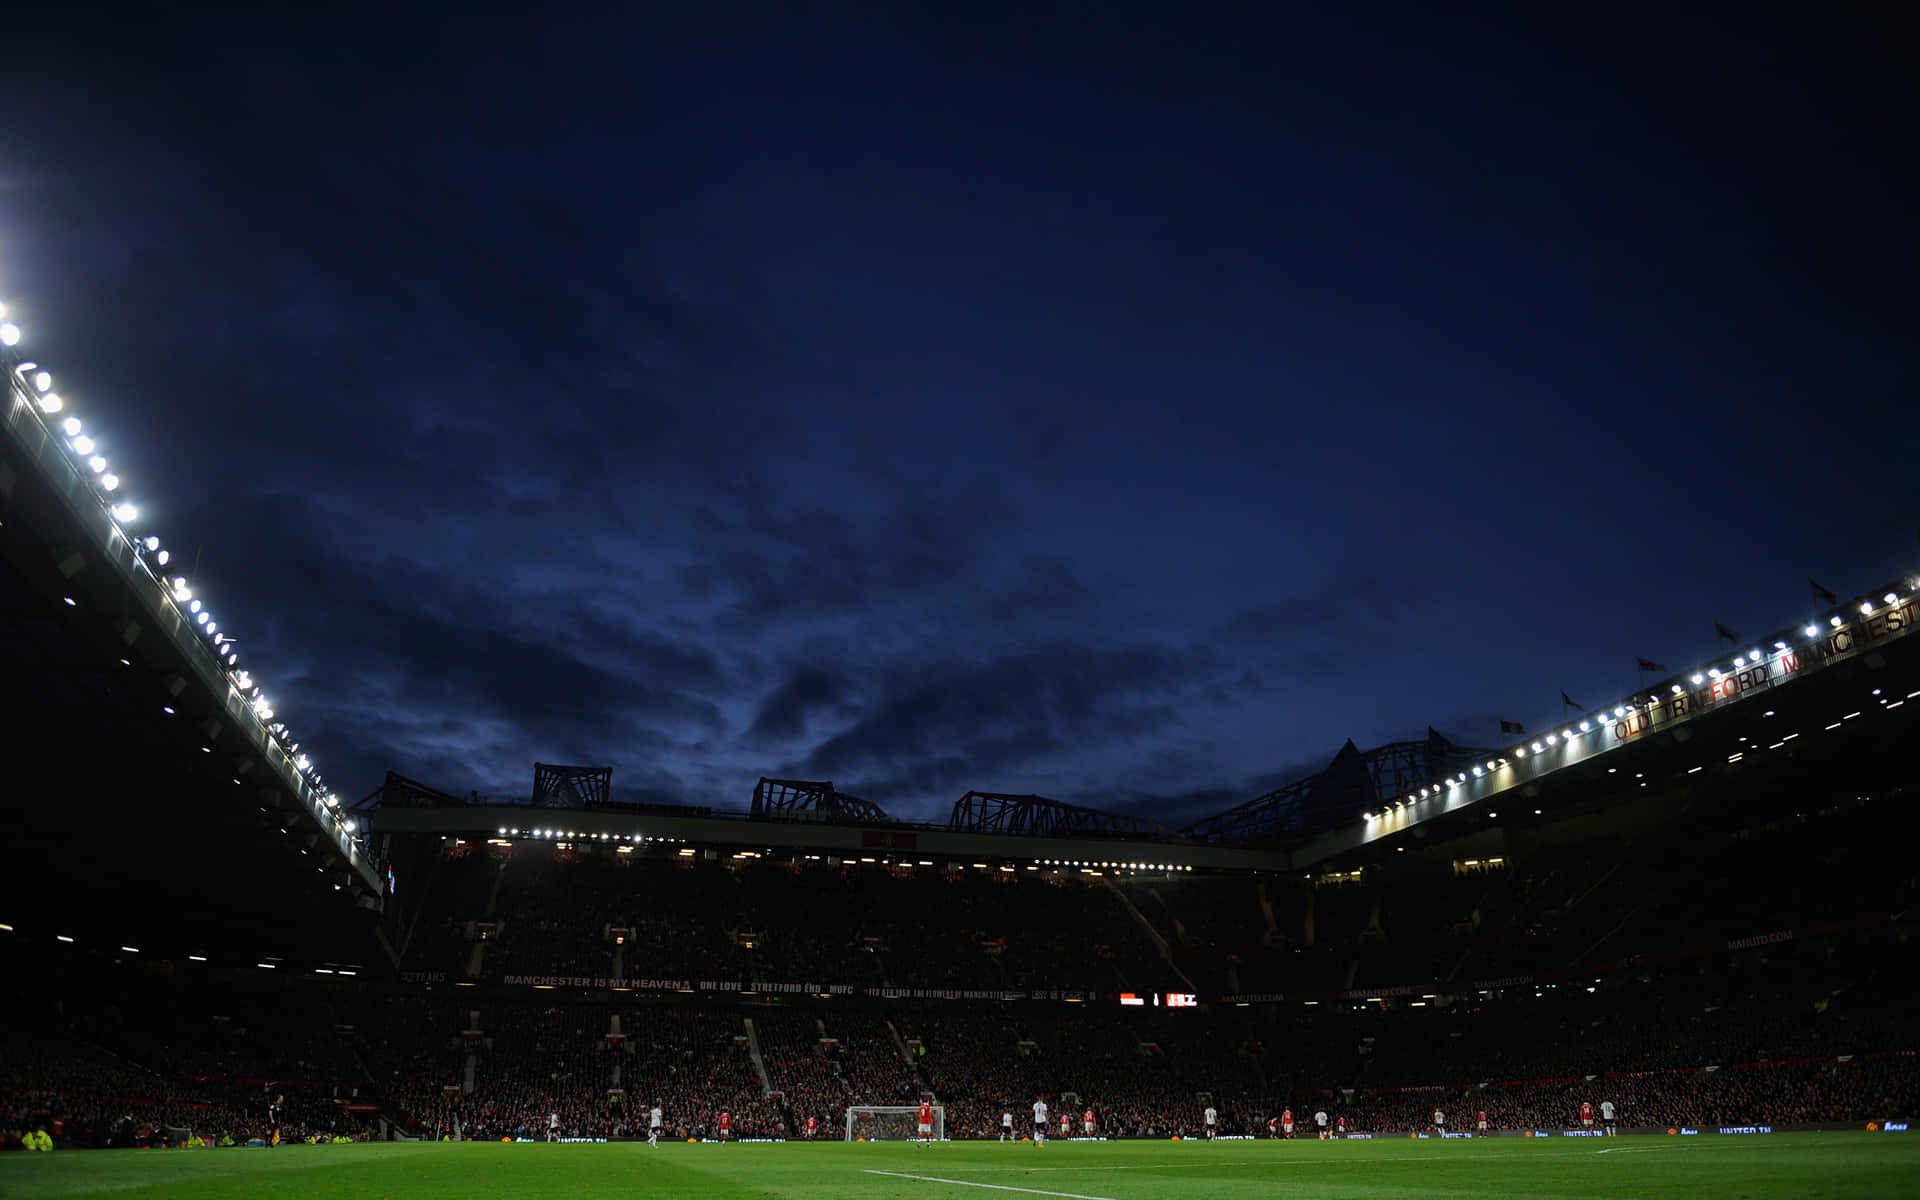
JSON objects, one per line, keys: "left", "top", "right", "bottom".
{"left": 1, "top": 924, "right": 353, "bottom": 972}
{"left": 1038, "top": 859, "right": 1192, "bottom": 872}
{"left": 497, "top": 827, "right": 683, "bottom": 843}
{"left": 1363, "top": 588, "right": 1910, "bottom": 826}
{"left": 4, "top": 297, "right": 346, "bottom": 837}
{"left": 492, "top": 832, "right": 1201, "bottom": 875}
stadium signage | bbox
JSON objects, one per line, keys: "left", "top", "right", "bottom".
{"left": 1612, "top": 596, "right": 1917, "bottom": 746}
{"left": 1718, "top": 1126, "right": 1773, "bottom": 1135}
{"left": 1884, "top": 1123, "right": 1910, "bottom": 1132}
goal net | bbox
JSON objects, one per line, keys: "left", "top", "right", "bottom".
{"left": 845, "top": 1105, "right": 944, "bottom": 1141}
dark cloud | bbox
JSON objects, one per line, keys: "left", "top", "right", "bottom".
{"left": 795, "top": 643, "right": 1217, "bottom": 802}
{"left": 748, "top": 666, "right": 848, "bottom": 742}
{"left": 0, "top": 6, "right": 1906, "bottom": 826}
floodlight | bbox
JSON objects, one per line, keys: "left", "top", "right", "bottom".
{"left": 1830, "top": 615, "right": 1843, "bottom": 628}
{"left": 38, "top": 392, "right": 61, "bottom": 413}
{"left": 72, "top": 435, "right": 95, "bottom": 454}
{"left": 62, "top": 417, "right": 81, "bottom": 436}
{"left": 101, "top": 473, "right": 118, "bottom": 490}
{"left": 1886, "top": 592, "right": 1899, "bottom": 605}
{"left": 112, "top": 503, "right": 137, "bottom": 522}
{"left": 88, "top": 455, "right": 106, "bottom": 473}
{"left": 32, "top": 370, "right": 50, "bottom": 392}
{"left": 0, "top": 322, "right": 19, "bottom": 345}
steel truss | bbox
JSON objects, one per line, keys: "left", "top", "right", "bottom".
{"left": 532, "top": 762, "right": 613, "bottom": 809}
{"left": 947, "top": 791, "right": 1178, "bottom": 840}
{"left": 1182, "top": 727, "right": 1486, "bottom": 845}
{"left": 750, "top": 777, "right": 891, "bottom": 825}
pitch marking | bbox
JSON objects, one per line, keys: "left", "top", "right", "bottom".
{"left": 964, "top": 1160, "right": 1262, "bottom": 1173}
{"left": 864, "top": 1169, "right": 1119, "bottom": 1199}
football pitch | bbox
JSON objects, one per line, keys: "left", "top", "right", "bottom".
{"left": 2, "top": 1134, "right": 1915, "bottom": 1199}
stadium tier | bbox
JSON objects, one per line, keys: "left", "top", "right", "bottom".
{"left": 8, "top": 351, "right": 1920, "bottom": 1148}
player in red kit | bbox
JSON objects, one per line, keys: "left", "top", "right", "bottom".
{"left": 1267, "top": 1115, "right": 1278, "bottom": 1139}
{"left": 1083, "top": 1109, "right": 1095, "bottom": 1137}
{"left": 1476, "top": 1110, "right": 1488, "bottom": 1133}
{"left": 1282, "top": 1109, "right": 1294, "bottom": 1138}
{"left": 918, "top": 1102, "right": 934, "bottom": 1148}
{"left": 717, "top": 1111, "right": 731, "bottom": 1143}
{"left": 805, "top": 1115, "right": 818, "bottom": 1140}
{"left": 1060, "top": 1113, "right": 1070, "bottom": 1140}
{"left": 1336, "top": 1115, "right": 1347, "bottom": 1136}
{"left": 1580, "top": 1101, "right": 1594, "bottom": 1131}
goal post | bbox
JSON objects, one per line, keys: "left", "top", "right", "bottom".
{"left": 845, "top": 1105, "right": 945, "bottom": 1141}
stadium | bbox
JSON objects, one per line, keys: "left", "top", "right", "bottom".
{"left": 2, "top": 289, "right": 1916, "bottom": 1199}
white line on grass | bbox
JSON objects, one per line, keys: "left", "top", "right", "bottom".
{"left": 963, "top": 1160, "right": 1263, "bottom": 1173}
{"left": 1595, "top": 1147, "right": 1666, "bottom": 1154}
{"left": 864, "top": 1169, "right": 1119, "bottom": 1199}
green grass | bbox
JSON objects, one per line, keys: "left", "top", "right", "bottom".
{"left": 2, "top": 1133, "right": 1915, "bottom": 1199}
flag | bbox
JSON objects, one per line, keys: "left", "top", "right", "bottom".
{"left": 1635, "top": 657, "right": 1667, "bottom": 673}
{"left": 1560, "top": 690, "right": 1584, "bottom": 711}
{"left": 1714, "top": 622, "right": 1741, "bottom": 644}
{"left": 1809, "top": 578, "right": 1837, "bottom": 607}
{"left": 1499, "top": 720, "right": 1525, "bottom": 735}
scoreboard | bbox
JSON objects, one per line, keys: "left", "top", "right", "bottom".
{"left": 1118, "top": 992, "right": 1198, "bottom": 1007}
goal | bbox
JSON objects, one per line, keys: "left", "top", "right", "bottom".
{"left": 845, "top": 1105, "right": 944, "bottom": 1141}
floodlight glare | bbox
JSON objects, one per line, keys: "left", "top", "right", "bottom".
{"left": 88, "top": 455, "right": 107, "bottom": 473}
{"left": 155, "top": 549, "right": 169, "bottom": 566}
{"left": 62, "top": 417, "right": 81, "bottom": 436}
{"left": 1671, "top": 684, "right": 1683, "bottom": 695}
{"left": 0, "top": 322, "right": 19, "bottom": 345}
{"left": 101, "top": 473, "right": 118, "bottom": 490}
{"left": 1805, "top": 625, "right": 1819, "bottom": 638}
{"left": 1830, "top": 615, "right": 1844, "bottom": 628}
{"left": 72, "top": 435, "right": 95, "bottom": 454}
{"left": 194, "top": 610, "right": 209, "bottom": 625}
{"left": 111, "top": 503, "right": 137, "bottom": 522}
{"left": 1860, "top": 601, "right": 1874, "bottom": 615}
{"left": 38, "top": 392, "right": 61, "bottom": 413}
{"left": 143, "top": 536, "right": 160, "bottom": 551}
{"left": 1691, "top": 673, "right": 1704, "bottom": 684}
{"left": 33, "top": 370, "right": 51, "bottom": 392}
{"left": 1886, "top": 592, "right": 1899, "bottom": 605}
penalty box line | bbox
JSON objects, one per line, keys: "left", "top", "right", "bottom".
{"left": 864, "top": 1169, "right": 1121, "bottom": 1200}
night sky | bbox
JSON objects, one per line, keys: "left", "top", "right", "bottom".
{"left": 2, "top": 6, "right": 1912, "bottom": 825}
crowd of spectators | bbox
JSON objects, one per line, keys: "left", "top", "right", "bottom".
{"left": 7, "top": 778, "right": 1917, "bottom": 1148}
